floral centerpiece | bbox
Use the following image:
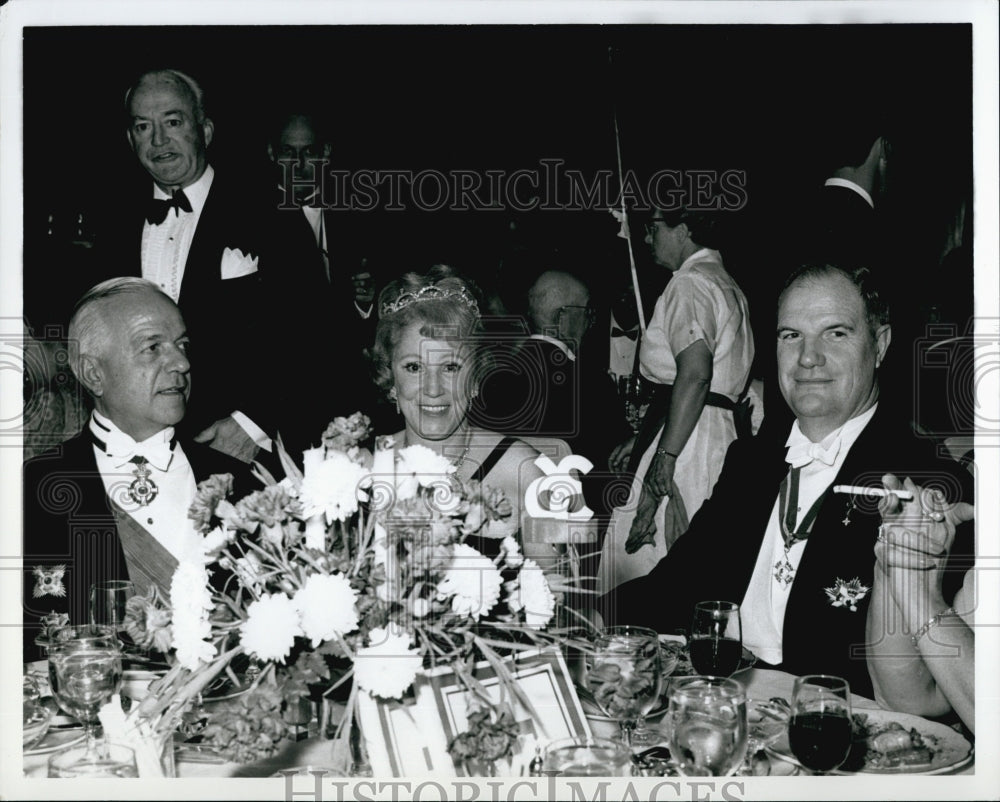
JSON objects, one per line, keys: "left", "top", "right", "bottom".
{"left": 102, "top": 413, "right": 589, "bottom": 774}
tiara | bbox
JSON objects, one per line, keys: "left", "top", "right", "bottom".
{"left": 380, "top": 285, "right": 480, "bottom": 318}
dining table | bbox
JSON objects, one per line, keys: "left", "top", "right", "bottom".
{"left": 22, "top": 666, "right": 974, "bottom": 779}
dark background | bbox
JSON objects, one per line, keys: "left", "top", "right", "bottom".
{"left": 22, "top": 23, "right": 973, "bottom": 349}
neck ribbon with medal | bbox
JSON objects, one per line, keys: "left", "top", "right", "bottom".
{"left": 92, "top": 431, "right": 174, "bottom": 507}
{"left": 774, "top": 466, "right": 830, "bottom": 588}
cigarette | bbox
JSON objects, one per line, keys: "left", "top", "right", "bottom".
{"left": 832, "top": 485, "right": 914, "bottom": 501}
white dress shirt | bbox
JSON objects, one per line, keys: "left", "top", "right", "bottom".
{"left": 741, "top": 404, "right": 878, "bottom": 665}
{"left": 141, "top": 165, "right": 215, "bottom": 301}
{"left": 90, "top": 411, "right": 201, "bottom": 561}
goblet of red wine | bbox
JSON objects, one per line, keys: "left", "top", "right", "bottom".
{"left": 788, "top": 675, "right": 853, "bottom": 775}
{"left": 689, "top": 601, "right": 742, "bottom": 677}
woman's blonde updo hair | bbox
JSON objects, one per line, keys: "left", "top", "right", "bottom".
{"left": 370, "top": 265, "right": 486, "bottom": 396}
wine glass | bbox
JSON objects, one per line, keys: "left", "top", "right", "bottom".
{"left": 47, "top": 626, "right": 124, "bottom": 757}
{"left": 667, "top": 676, "right": 748, "bottom": 776}
{"left": 582, "top": 625, "right": 663, "bottom": 749}
{"left": 788, "top": 674, "right": 853, "bottom": 775}
{"left": 689, "top": 601, "right": 743, "bottom": 677}
{"left": 90, "top": 580, "right": 135, "bottom": 633}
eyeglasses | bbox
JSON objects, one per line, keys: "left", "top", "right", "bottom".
{"left": 644, "top": 218, "right": 668, "bottom": 236}
{"left": 559, "top": 305, "right": 597, "bottom": 327}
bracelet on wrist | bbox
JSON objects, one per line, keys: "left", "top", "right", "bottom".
{"left": 656, "top": 448, "right": 679, "bottom": 459}
{"left": 910, "top": 606, "right": 957, "bottom": 647}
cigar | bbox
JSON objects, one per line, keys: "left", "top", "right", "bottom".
{"left": 832, "top": 485, "right": 914, "bottom": 501}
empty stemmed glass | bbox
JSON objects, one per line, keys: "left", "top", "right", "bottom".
{"left": 737, "top": 697, "right": 791, "bottom": 775}
{"left": 47, "top": 625, "right": 124, "bottom": 759}
{"left": 582, "top": 625, "right": 663, "bottom": 749}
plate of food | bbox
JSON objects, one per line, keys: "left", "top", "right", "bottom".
{"left": 768, "top": 708, "right": 973, "bottom": 775}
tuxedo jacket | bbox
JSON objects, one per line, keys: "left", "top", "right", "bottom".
{"left": 97, "top": 169, "right": 336, "bottom": 445}
{"left": 22, "top": 432, "right": 253, "bottom": 662}
{"left": 601, "top": 405, "right": 974, "bottom": 699}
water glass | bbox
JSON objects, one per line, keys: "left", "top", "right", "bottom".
{"left": 49, "top": 743, "right": 137, "bottom": 777}
{"left": 90, "top": 580, "right": 135, "bottom": 633}
{"left": 543, "top": 736, "right": 632, "bottom": 776}
{"left": 582, "top": 625, "right": 663, "bottom": 748}
{"left": 668, "top": 676, "right": 748, "bottom": 776}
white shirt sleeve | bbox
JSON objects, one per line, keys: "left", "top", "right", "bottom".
{"left": 230, "top": 411, "right": 274, "bottom": 452}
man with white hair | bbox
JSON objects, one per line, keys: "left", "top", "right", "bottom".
{"left": 98, "top": 68, "right": 330, "bottom": 461}
{"left": 22, "top": 278, "right": 251, "bottom": 662}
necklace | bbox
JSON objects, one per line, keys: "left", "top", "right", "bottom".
{"left": 402, "top": 430, "right": 473, "bottom": 472}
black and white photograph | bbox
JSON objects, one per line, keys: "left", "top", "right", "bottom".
{"left": 2, "top": 1, "right": 997, "bottom": 799}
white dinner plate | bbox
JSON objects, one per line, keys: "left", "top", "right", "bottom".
{"left": 768, "top": 709, "right": 973, "bottom": 775}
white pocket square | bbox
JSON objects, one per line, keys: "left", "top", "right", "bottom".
{"left": 220, "top": 247, "right": 259, "bottom": 279}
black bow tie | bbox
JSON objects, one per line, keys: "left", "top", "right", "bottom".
{"left": 146, "top": 190, "right": 193, "bottom": 225}
{"left": 611, "top": 326, "right": 639, "bottom": 341}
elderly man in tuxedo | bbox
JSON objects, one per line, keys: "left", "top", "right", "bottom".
{"left": 22, "top": 278, "right": 252, "bottom": 662}
{"left": 601, "top": 264, "right": 972, "bottom": 699}
{"left": 100, "top": 68, "right": 332, "bottom": 462}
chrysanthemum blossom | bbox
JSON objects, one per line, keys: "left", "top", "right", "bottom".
{"left": 395, "top": 444, "right": 454, "bottom": 500}
{"left": 299, "top": 449, "right": 368, "bottom": 522}
{"left": 354, "top": 625, "right": 423, "bottom": 699}
{"left": 435, "top": 543, "right": 503, "bottom": 620}
{"left": 293, "top": 572, "right": 360, "bottom": 646}
{"left": 509, "top": 559, "right": 556, "bottom": 629}
{"left": 170, "top": 561, "right": 216, "bottom": 669}
{"left": 240, "top": 592, "right": 302, "bottom": 663}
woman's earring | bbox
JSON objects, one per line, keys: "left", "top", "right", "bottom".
{"left": 388, "top": 387, "right": 399, "bottom": 413}
{"left": 471, "top": 385, "right": 480, "bottom": 399}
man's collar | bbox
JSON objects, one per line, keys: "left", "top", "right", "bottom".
{"left": 90, "top": 410, "right": 174, "bottom": 451}
{"left": 786, "top": 403, "right": 878, "bottom": 449}
{"left": 675, "top": 247, "right": 715, "bottom": 274}
{"left": 152, "top": 164, "right": 215, "bottom": 215}
{"left": 527, "top": 333, "right": 576, "bottom": 361}
{"left": 824, "top": 177, "right": 874, "bottom": 209}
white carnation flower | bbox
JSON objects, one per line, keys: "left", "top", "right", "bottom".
{"left": 436, "top": 543, "right": 503, "bottom": 620}
{"left": 500, "top": 536, "right": 523, "bottom": 568}
{"left": 395, "top": 444, "right": 454, "bottom": 500}
{"left": 170, "top": 561, "right": 216, "bottom": 670}
{"left": 239, "top": 592, "right": 302, "bottom": 663}
{"left": 354, "top": 625, "right": 423, "bottom": 699}
{"left": 202, "top": 525, "right": 234, "bottom": 555}
{"left": 293, "top": 573, "right": 360, "bottom": 647}
{"left": 300, "top": 450, "right": 369, "bottom": 522}
{"left": 507, "top": 559, "right": 556, "bottom": 629}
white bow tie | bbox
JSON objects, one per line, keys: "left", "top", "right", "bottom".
{"left": 91, "top": 420, "right": 175, "bottom": 471}
{"left": 785, "top": 437, "right": 841, "bottom": 469}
